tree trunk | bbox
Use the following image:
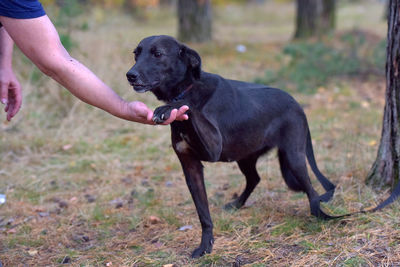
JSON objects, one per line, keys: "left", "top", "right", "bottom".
{"left": 366, "top": 0, "right": 400, "bottom": 190}
{"left": 321, "top": 0, "right": 335, "bottom": 32}
{"left": 177, "top": 0, "right": 212, "bottom": 43}
{"left": 294, "top": 0, "right": 336, "bottom": 39}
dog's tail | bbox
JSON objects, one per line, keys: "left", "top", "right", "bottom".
{"left": 306, "top": 128, "right": 400, "bottom": 220}
{"left": 306, "top": 129, "right": 336, "bottom": 202}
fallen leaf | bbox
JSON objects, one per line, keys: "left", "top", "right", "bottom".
{"left": 28, "top": 249, "right": 38, "bottom": 256}
{"left": 368, "top": 140, "right": 377, "bottom": 146}
{"left": 106, "top": 262, "right": 112, "bottom": 266}
{"left": 154, "top": 241, "right": 163, "bottom": 248}
{"left": 7, "top": 228, "right": 16, "bottom": 234}
{"left": 361, "top": 101, "right": 370, "bottom": 108}
{"left": 178, "top": 225, "right": 193, "bottom": 231}
{"left": 62, "top": 144, "right": 73, "bottom": 151}
{"left": 149, "top": 215, "right": 161, "bottom": 224}
{"left": 109, "top": 198, "right": 124, "bottom": 209}
{"left": 163, "top": 264, "right": 176, "bottom": 267}
{"left": 38, "top": 212, "right": 50, "bottom": 217}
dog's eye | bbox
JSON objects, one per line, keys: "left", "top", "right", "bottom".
{"left": 154, "top": 51, "right": 162, "bottom": 58}
{"left": 133, "top": 47, "right": 142, "bottom": 60}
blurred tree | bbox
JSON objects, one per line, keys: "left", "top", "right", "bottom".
{"left": 177, "top": 0, "right": 212, "bottom": 43}
{"left": 366, "top": 0, "right": 400, "bottom": 190}
{"left": 294, "top": 0, "right": 336, "bottom": 39}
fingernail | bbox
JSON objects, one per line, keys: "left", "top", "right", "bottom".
{"left": 1, "top": 99, "right": 7, "bottom": 105}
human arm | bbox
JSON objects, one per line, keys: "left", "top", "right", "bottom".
{"left": 0, "top": 15, "right": 188, "bottom": 124}
{"left": 0, "top": 26, "right": 22, "bottom": 121}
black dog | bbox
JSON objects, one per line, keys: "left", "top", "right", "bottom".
{"left": 126, "top": 35, "right": 337, "bottom": 258}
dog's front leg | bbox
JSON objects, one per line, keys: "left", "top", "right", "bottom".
{"left": 175, "top": 150, "right": 214, "bottom": 258}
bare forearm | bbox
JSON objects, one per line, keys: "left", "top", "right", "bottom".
{"left": 0, "top": 27, "right": 13, "bottom": 69}
{"left": 2, "top": 16, "right": 128, "bottom": 119}
{"left": 46, "top": 55, "right": 128, "bottom": 119}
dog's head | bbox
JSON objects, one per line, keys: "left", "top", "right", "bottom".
{"left": 126, "top": 35, "right": 201, "bottom": 101}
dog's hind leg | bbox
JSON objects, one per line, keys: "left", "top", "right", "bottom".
{"left": 278, "top": 148, "right": 333, "bottom": 219}
{"left": 278, "top": 150, "right": 304, "bottom": 192}
{"left": 224, "top": 156, "right": 261, "bottom": 210}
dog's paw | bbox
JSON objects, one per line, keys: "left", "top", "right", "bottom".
{"left": 319, "top": 189, "right": 334, "bottom": 203}
{"left": 191, "top": 238, "right": 214, "bottom": 258}
{"left": 223, "top": 200, "right": 241, "bottom": 211}
{"left": 153, "top": 105, "right": 173, "bottom": 124}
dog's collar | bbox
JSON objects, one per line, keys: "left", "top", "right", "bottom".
{"left": 172, "top": 84, "right": 193, "bottom": 102}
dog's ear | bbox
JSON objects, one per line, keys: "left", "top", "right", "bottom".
{"left": 190, "top": 110, "right": 222, "bottom": 162}
{"left": 179, "top": 46, "right": 201, "bottom": 80}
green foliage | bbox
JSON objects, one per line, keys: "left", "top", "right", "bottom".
{"left": 215, "top": 216, "right": 234, "bottom": 232}
{"left": 343, "top": 256, "right": 368, "bottom": 267}
{"left": 91, "top": 204, "right": 107, "bottom": 222}
{"left": 67, "top": 159, "right": 96, "bottom": 173}
{"left": 213, "top": 0, "right": 251, "bottom": 5}
{"left": 53, "top": 0, "right": 86, "bottom": 52}
{"left": 59, "top": 33, "right": 77, "bottom": 51}
{"left": 271, "top": 217, "right": 302, "bottom": 236}
{"left": 157, "top": 208, "right": 181, "bottom": 227}
{"left": 13, "top": 188, "right": 41, "bottom": 204}
{"left": 198, "top": 254, "right": 223, "bottom": 266}
{"left": 298, "top": 240, "right": 318, "bottom": 252}
{"left": 255, "top": 31, "right": 386, "bottom": 94}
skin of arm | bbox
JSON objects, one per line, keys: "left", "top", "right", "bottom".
{"left": 0, "top": 15, "right": 188, "bottom": 124}
{"left": 0, "top": 26, "right": 22, "bottom": 121}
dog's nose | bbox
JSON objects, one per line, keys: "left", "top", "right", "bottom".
{"left": 126, "top": 71, "right": 138, "bottom": 82}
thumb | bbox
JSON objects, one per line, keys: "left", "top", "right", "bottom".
{"left": 0, "top": 82, "right": 8, "bottom": 105}
{"left": 147, "top": 109, "right": 154, "bottom": 122}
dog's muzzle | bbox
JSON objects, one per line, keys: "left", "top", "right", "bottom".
{"left": 126, "top": 71, "right": 148, "bottom": 93}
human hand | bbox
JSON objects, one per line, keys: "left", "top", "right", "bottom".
{"left": 126, "top": 101, "right": 189, "bottom": 125}
{"left": 0, "top": 68, "right": 22, "bottom": 121}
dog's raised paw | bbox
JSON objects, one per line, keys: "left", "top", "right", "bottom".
{"left": 153, "top": 106, "right": 173, "bottom": 124}
{"left": 152, "top": 113, "right": 166, "bottom": 124}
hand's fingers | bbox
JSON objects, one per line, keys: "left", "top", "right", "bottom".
{"left": 176, "top": 105, "right": 189, "bottom": 121}
{"left": 6, "top": 83, "right": 22, "bottom": 121}
{"left": 0, "top": 82, "right": 8, "bottom": 105}
{"left": 146, "top": 109, "right": 154, "bottom": 123}
{"left": 178, "top": 105, "right": 189, "bottom": 113}
{"left": 7, "top": 98, "right": 21, "bottom": 121}
{"left": 162, "top": 109, "right": 178, "bottom": 125}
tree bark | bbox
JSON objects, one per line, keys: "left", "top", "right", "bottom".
{"left": 294, "top": 0, "right": 336, "bottom": 39}
{"left": 366, "top": 0, "right": 400, "bottom": 190}
{"left": 177, "top": 0, "right": 212, "bottom": 43}
{"left": 321, "top": 0, "right": 335, "bottom": 32}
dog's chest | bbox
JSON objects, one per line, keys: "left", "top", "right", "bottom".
{"left": 175, "top": 133, "right": 192, "bottom": 153}
{"left": 174, "top": 130, "right": 209, "bottom": 160}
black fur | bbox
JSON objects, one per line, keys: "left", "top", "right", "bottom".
{"left": 126, "top": 35, "right": 336, "bottom": 258}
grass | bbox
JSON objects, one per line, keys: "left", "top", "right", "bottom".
{"left": 2, "top": 0, "right": 400, "bottom": 266}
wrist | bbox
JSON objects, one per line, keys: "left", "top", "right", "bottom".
{"left": 113, "top": 99, "right": 130, "bottom": 120}
{"left": 0, "top": 59, "right": 12, "bottom": 70}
